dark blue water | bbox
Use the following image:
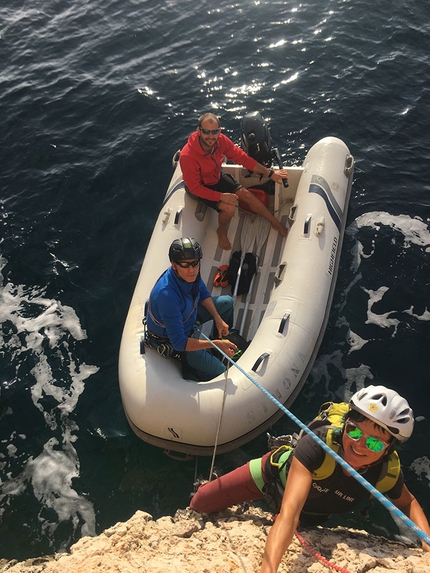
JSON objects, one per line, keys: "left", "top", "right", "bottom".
{"left": 1, "top": 0, "right": 430, "bottom": 560}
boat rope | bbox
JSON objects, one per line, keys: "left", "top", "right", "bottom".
{"left": 294, "top": 530, "right": 352, "bottom": 573}
{"left": 195, "top": 328, "right": 430, "bottom": 548}
{"left": 193, "top": 455, "right": 199, "bottom": 485}
{"left": 208, "top": 364, "right": 229, "bottom": 482}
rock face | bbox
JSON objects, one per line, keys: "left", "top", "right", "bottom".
{"left": 1, "top": 506, "right": 430, "bottom": 573}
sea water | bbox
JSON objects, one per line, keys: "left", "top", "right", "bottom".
{"left": 1, "top": 0, "right": 429, "bottom": 560}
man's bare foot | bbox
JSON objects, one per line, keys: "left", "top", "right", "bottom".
{"left": 217, "top": 227, "right": 232, "bottom": 250}
{"left": 272, "top": 220, "right": 289, "bottom": 237}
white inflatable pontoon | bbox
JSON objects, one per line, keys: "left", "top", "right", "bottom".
{"left": 119, "top": 130, "right": 354, "bottom": 457}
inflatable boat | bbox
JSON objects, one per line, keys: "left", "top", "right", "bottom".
{"left": 119, "top": 114, "right": 354, "bottom": 457}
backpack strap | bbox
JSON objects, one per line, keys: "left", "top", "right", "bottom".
{"left": 375, "top": 451, "right": 401, "bottom": 493}
{"left": 312, "top": 428, "right": 341, "bottom": 481}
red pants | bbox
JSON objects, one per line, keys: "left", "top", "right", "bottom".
{"left": 190, "top": 452, "right": 271, "bottom": 513}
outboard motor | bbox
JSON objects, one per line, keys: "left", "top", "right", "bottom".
{"left": 241, "top": 111, "right": 273, "bottom": 167}
{"left": 241, "top": 111, "right": 289, "bottom": 188}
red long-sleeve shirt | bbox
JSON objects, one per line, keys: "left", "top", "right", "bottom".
{"left": 179, "top": 131, "right": 257, "bottom": 202}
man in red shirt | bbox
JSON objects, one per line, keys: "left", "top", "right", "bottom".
{"left": 179, "top": 112, "right": 289, "bottom": 250}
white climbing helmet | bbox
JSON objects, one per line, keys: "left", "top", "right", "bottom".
{"left": 349, "top": 385, "right": 414, "bottom": 442}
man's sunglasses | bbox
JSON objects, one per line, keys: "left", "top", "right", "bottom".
{"left": 345, "top": 421, "right": 389, "bottom": 453}
{"left": 175, "top": 260, "right": 200, "bottom": 268}
{"left": 199, "top": 127, "right": 221, "bottom": 135}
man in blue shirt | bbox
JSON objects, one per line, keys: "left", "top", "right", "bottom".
{"left": 146, "top": 237, "right": 237, "bottom": 380}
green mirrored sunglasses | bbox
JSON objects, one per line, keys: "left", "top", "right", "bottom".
{"left": 345, "top": 421, "right": 389, "bottom": 453}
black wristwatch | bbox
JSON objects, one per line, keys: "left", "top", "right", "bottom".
{"left": 268, "top": 169, "right": 275, "bottom": 178}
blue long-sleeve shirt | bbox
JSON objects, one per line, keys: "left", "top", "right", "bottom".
{"left": 146, "top": 267, "right": 211, "bottom": 351}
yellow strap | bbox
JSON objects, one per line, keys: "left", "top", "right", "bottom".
{"left": 312, "top": 428, "right": 339, "bottom": 481}
{"left": 376, "top": 451, "right": 401, "bottom": 493}
{"left": 270, "top": 445, "right": 292, "bottom": 467}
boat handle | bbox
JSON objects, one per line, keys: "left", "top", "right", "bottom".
{"left": 174, "top": 207, "right": 183, "bottom": 225}
{"left": 289, "top": 204, "right": 298, "bottom": 221}
{"left": 252, "top": 352, "right": 270, "bottom": 373}
{"left": 161, "top": 208, "right": 171, "bottom": 225}
{"left": 164, "top": 449, "right": 195, "bottom": 462}
{"left": 278, "top": 312, "right": 291, "bottom": 334}
{"left": 315, "top": 217, "right": 325, "bottom": 237}
{"left": 304, "top": 214, "right": 312, "bottom": 235}
{"left": 274, "top": 262, "right": 286, "bottom": 287}
{"left": 344, "top": 154, "right": 354, "bottom": 177}
{"left": 172, "top": 149, "right": 180, "bottom": 168}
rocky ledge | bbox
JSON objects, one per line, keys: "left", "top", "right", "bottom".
{"left": 1, "top": 506, "right": 429, "bottom": 573}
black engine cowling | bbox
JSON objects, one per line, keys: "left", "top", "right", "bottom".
{"left": 240, "top": 111, "right": 272, "bottom": 167}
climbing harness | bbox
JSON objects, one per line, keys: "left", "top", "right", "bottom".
{"left": 143, "top": 318, "right": 182, "bottom": 360}
{"left": 197, "top": 329, "right": 430, "bottom": 549}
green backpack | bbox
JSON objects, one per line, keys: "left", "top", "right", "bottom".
{"left": 308, "top": 402, "right": 400, "bottom": 493}
{"left": 259, "top": 401, "right": 401, "bottom": 511}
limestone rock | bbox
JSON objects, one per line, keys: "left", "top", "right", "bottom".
{"left": 1, "top": 506, "right": 430, "bottom": 573}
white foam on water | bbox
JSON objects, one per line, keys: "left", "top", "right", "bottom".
{"left": 347, "top": 211, "right": 430, "bottom": 260}
{"left": 404, "top": 306, "right": 430, "bottom": 322}
{"left": 335, "top": 316, "right": 369, "bottom": 354}
{"left": 309, "top": 349, "right": 373, "bottom": 402}
{"left": 346, "top": 211, "right": 430, "bottom": 333}
{"left": 362, "top": 285, "right": 401, "bottom": 335}
{"left": 410, "top": 457, "right": 430, "bottom": 483}
{"left": 310, "top": 211, "right": 429, "bottom": 399}
{"left": 344, "top": 211, "right": 430, "bottom": 336}
{"left": 0, "top": 255, "right": 98, "bottom": 546}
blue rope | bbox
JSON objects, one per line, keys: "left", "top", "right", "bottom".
{"left": 198, "top": 328, "right": 430, "bottom": 547}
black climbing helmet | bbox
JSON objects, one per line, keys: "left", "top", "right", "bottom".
{"left": 169, "top": 237, "right": 203, "bottom": 262}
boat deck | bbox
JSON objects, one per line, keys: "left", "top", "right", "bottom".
{"left": 192, "top": 165, "right": 303, "bottom": 342}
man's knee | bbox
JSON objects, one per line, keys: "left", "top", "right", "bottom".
{"left": 215, "top": 295, "right": 234, "bottom": 310}
{"left": 215, "top": 295, "right": 233, "bottom": 317}
{"left": 218, "top": 202, "right": 236, "bottom": 218}
{"left": 236, "top": 187, "right": 257, "bottom": 205}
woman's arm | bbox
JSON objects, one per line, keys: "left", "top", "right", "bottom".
{"left": 260, "top": 457, "right": 313, "bottom": 573}
{"left": 391, "top": 484, "right": 430, "bottom": 551}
